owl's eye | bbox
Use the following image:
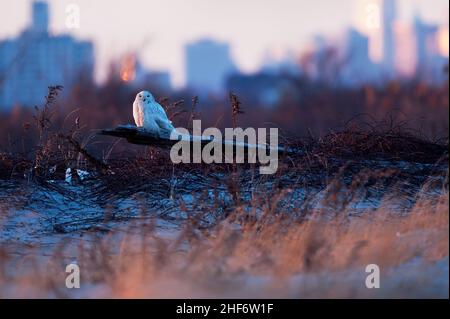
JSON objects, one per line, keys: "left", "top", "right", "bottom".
{"left": 139, "top": 95, "right": 142, "bottom": 97}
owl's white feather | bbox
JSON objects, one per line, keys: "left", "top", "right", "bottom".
{"left": 133, "top": 91, "right": 175, "bottom": 135}
{"left": 133, "top": 100, "right": 143, "bottom": 127}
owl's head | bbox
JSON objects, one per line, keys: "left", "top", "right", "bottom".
{"left": 135, "top": 91, "right": 155, "bottom": 104}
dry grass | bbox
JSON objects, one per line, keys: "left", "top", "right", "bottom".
{"left": 0, "top": 87, "right": 448, "bottom": 299}
{"left": 0, "top": 169, "right": 447, "bottom": 299}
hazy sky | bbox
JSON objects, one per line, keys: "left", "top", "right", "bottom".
{"left": 1, "top": 0, "right": 448, "bottom": 86}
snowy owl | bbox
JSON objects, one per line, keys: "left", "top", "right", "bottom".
{"left": 133, "top": 91, "right": 175, "bottom": 135}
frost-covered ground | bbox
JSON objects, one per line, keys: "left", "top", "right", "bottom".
{"left": 0, "top": 158, "right": 448, "bottom": 298}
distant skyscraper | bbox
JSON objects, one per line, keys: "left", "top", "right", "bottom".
{"left": 382, "top": 0, "right": 396, "bottom": 77}
{"left": 32, "top": 1, "right": 49, "bottom": 34}
{"left": 185, "top": 39, "right": 236, "bottom": 92}
{"left": 0, "top": 1, "right": 94, "bottom": 109}
{"left": 413, "top": 15, "right": 447, "bottom": 84}
{"left": 341, "top": 28, "right": 380, "bottom": 86}
{"left": 414, "top": 16, "right": 439, "bottom": 69}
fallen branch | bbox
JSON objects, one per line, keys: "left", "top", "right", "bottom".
{"left": 99, "top": 124, "right": 299, "bottom": 156}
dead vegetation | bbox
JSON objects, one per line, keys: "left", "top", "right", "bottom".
{"left": 0, "top": 170, "right": 447, "bottom": 298}
{"left": 0, "top": 86, "right": 448, "bottom": 298}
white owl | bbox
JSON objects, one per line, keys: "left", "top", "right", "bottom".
{"left": 133, "top": 91, "right": 175, "bottom": 135}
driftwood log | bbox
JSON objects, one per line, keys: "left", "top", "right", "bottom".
{"left": 100, "top": 125, "right": 298, "bottom": 156}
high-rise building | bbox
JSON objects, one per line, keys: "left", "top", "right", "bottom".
{"left": 413, "top": 15, "right": 448, "bottom": 84}
{"left": 0, "top": 1, "right": 94, "bottom": 109}
{"left": 31, "top": 1, "right": 49, "bottom": 34}
{"left": 341, "top": 28, "right": 381, "bottom": 86}
{"left": 185, "top": 39, "right": 236, "bottom": 92}
{"left": 382, "top": 0, "right": 397, "bottom": 77}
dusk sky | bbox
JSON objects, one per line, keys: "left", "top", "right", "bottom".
{"left": 1, "top": 0, "right": 448, "bottom": 86}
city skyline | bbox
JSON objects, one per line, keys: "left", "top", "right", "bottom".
{"left": 0, "top": 0, "right": 448, "bottom": 87}
{"left": 0, "top": 1, "right": 94, "bottom": 109}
